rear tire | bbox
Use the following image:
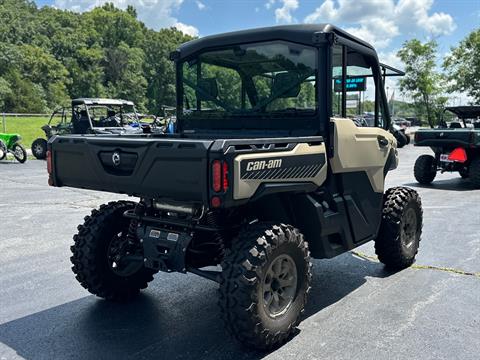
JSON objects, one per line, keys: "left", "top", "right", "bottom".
{"left": 469, "top": 158, "right": 480, "bottom": 188}
{"left": 12, "top": 144, "right": 27, "bottom": 163}
{"left": 219, "top": 223, "right": 312, "bottom": 350}
{"left": 414, "top": 154, "right": 436, "bottom": 184}
{"left": 459, "top": 167, "right": 469, "bottom": 179}
{"left": 375, "top": 187, "right": 423, "bottom": 270}
{"left": 31, "top": 138, "right": 48, "bottom": 159}
{"left": 70, "top": 201, "right": 155, "bottom": 301}
{"left": 0, "top": 140, "right": 6, "bottom": 160}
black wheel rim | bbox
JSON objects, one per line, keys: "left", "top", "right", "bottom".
{"left": 107, "top": 231, "right": 144, "bottom": 277}
{"left": 33, "top": 143, "right": 44, "bottom": 155}
{"left": 401, "top": 207, "right": 418, "bottom": 249}
{"left": 262, "top": 254, "right": 298, "bottom": 317}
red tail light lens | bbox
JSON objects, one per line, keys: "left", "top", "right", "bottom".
{"left": 46, "top": 150, "right": 52, "bottom": 174}
{"left": 212, "top": 160, "right": 222, "bottom": 192}
{"left": 448, "top": 147, "right": 467, "bottom": 163}
{"left": 222, "top": 162, "right": 229, "bottom": 192}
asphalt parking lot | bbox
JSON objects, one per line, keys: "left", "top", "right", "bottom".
{"left": 1, "top": 145, "right": 479, "bottom": 360}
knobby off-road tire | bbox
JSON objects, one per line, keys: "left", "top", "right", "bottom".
{"left": 414, "top": 154, "right": 436, "bottom": 184}
{"left": 219, "top": 223, "right": 312, "bottom": 350}
{"left": 459, "top": 167, "right": 469, "bottom": 179}
{"left": 13, "top": 144, "right": 27, "bottom": 163}
{"left": 469, "top": 158, "right": 480, "bottom": 188}
{"left": 0, "top": 140, "right": 6, "bottom": 160}
{"left": 71, "top": 201, "right": 155, "bottom": 301}
{"left": 375, "top": 187, "right": 423, "bottom": 270}
{"left": 31, "top": 138, "right": 48, "bottom": 159}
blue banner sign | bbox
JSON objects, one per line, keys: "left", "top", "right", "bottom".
{"left": 334, "top": 76, "right": 367, "bottom": 92}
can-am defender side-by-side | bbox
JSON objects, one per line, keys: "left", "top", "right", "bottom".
{"left": 47, "top": 25, "right": 423, "bottom": 350}
{"left": 31, "top": 98, "right": 148, "bottom": 159}
{"left": 414, "top": 106, "right": 480, "bottom": 187}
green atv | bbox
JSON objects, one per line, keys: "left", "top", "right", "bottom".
{"left": 0, "top": 133, "right": 27, "bottom": 163}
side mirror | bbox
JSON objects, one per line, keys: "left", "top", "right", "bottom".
{"left": 272, "top": 72, "right": 301, "bottom": 98}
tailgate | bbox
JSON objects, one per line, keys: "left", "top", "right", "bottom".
{"left": 50, "top": 136, "right": 213, "bottom": 204}
{"left": 415, "top": 129, "right": 474, "bottom": 147}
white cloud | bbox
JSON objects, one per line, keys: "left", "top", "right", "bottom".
{"left": 265, "top": 0, "right": 276, "bottom": 10}
{"left": 196, "top": 0, "right": 205, "bottom": 10}
{"left": 174, "top": 21, "right": 199, "bottom": 36}
{"left": 54, "top": 0, "right": 198, "bottom": 33}
{"left": 304, "top": 0, "right": 456, "bottom": 49}
{"left": 274, "top": 0, "right": 299, "bottom": 23}
{"left": 345, "top": 18, "right": 399, "bottom": 48}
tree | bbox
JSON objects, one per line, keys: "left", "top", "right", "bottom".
{"left": 0, "top": 0, "right": 193, "bottom": 113}
{"left": 443, "top": 29, "right": 480, "bottom": 103}
{"left": 397, "top": 40, "right": 446, "bottom": 127}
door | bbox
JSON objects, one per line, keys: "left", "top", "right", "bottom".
{"left": 330, "top": 45, "right": 397, "bottom": 242}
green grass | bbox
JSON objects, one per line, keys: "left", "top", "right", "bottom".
{"left": 1, "top": 116, "right": 50, "bottom": 147}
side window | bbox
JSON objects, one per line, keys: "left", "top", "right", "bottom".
{"left": 332, "top": 45, "right": 386, "bottom": 128}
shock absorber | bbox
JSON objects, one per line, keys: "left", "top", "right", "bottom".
{"left": 204, "top": 211, "right": 226, "bottom": 263}
{"left": 126, "top": 201, "right": 146, "bottom": 245}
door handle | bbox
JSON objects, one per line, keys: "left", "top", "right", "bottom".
{"left": 377, "top": 136, "right": 389, "bottom": 148}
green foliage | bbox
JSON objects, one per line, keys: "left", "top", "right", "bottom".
{"left": 443, "top": 29, "right": 480, "bottom": 103}
{"left": 397, "top": 40, "right": 447, "bottom": 127}
{"left": 0, "top": 0, "right": 193, "bottom": 113}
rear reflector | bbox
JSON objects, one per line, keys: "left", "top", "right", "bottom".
{"left": 211, "top": 196, "right": 221, "bottom": 208}
{"left": 448, "top": 147, "right": 467, "bottom": 163}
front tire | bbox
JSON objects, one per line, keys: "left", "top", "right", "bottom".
{"left": 375, "top": 187, "right": 423, "bottom": 270}
{"left": 219, "top": 223, "right": 312, "bottom": 350}
{"left": 31, "top": 138, "right": 48, "bottom": 159}
{"left": 414, "top": 154, "right": 436, "bottom": 184}
{"left": 12, "top": 144, "right": 27, "bottom": 163}
{"left": 70, "top": 201, "right": 155, "bottom": 301}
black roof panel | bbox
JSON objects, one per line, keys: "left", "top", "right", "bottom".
{"left": 175, "top": 24, "right": 374, "bottom": 60}
{"left": 445, "top": 106, "right": 480, "bottom": 119}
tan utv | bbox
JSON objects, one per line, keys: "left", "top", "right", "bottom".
{"left": 47, "top": 24, "right": 423, "bottom": 350}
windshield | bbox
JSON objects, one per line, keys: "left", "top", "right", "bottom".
{"left": 74, "top": 104, "right": 139, "bottom": 128}
{"left": 179, "top": 41, "right": 317, "bottom": 121}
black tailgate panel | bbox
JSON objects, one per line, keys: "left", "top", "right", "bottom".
{"left": 51, "top": 136, "right": 213, "bottom": 203}
{"left": 415, "top": 129, "right": 473, "bottom": 147}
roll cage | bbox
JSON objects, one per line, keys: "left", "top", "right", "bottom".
{"left": 170, "top": 24, "right": 404, "bottom": 136}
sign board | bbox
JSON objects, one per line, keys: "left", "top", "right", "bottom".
{"left": 334, "top": 76, "right": 367, "bottom": 92}
{"left": 346, "top": 99, "right": 358, "bottom": 109}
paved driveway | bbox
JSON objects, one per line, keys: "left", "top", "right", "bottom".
{"left": 0, "top": 144, "right": 479, "bottom": 360}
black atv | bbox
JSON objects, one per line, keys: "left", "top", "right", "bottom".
{"left": 31, "top": 98, "right": 146, "bottom": 159}
{"left": 47, "top": 25, "right": 423, "bottom": 350}
{"left": 414, "top": 106, "right": 480, "bottom": 187}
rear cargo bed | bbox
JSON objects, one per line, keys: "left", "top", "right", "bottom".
{"left": 50, "top": 135, "right": 213, "bottom": 204}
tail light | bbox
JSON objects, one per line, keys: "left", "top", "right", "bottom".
{"left": 448, "top": 147, "right": 467, "bottom": 163}
{"left": 47, "top": 150, "right": 52, "bottom": 174}
{"left": 212, "top": 160, "right": 229, "bottom": 193}
{"left": 47, "top": 150, "right": 54, "bottom": 186}
{"left": 222, "top": 162, "right": 229, "bottom": 192}
{"left": 212, "top": 160, "right": 222, "bottom": 192}
{"left": 211, "top": 160, "right": 229, "bottom": 208}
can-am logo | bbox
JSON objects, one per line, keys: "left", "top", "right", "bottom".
{"left": 246, "top": 159, "right": 282, "bottom": 171}
{"left": 112, "top": 152, "right": 121, "bottom": 166}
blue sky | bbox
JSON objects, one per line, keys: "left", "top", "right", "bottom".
{"left": 35, "top": 0, "right": 479, "bottom": 71}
